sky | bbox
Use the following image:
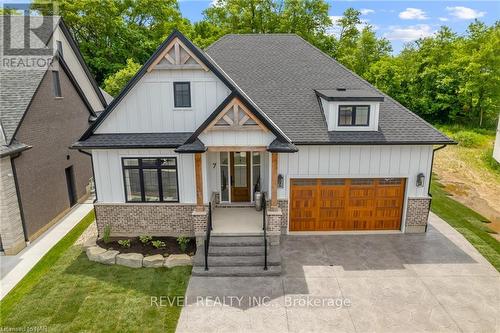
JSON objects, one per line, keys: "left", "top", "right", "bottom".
{"left": 2, "top": 0, "right": 498, "bottom": 54}
{"left": 178, "top": 0, "right": 499, "bottom": 53}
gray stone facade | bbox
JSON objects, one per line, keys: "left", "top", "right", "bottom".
{"left": 0, "top": 156, "right": 25, "bottom": 254}
{"left": 94, "top": 203, "right": 198, "bottom": 238}
{"left": 405, "top": 197, "right": 432, "bottom": 233}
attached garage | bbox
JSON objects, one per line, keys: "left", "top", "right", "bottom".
{"left": 289, "top": 178, "right": 406, "bottom": 232}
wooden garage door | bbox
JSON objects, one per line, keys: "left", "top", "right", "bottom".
{"left": 290, "top": 178, "right": 405, "bottom": 231}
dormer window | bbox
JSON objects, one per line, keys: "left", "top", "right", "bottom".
{"left": 338, "top": 105, "right": 370, "bottom": 126}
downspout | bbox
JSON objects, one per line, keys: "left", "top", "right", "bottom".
{"left": 427, "top": 144, "right": 447, "bottom": 197}
{"left": 78, "top": 149, "right": 98, "bottom": 204}
{"left": 10, "top": 153, "right": 29, "bottom": 242}
{"left": 424, "top": 144, "right": 447, "bottom": 232}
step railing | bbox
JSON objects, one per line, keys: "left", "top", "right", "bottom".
{"left": 262, "top": 193, "right": 268, "bottom": 271}
{"left": 204, "top": 202, "right": 212, "bottom": 271}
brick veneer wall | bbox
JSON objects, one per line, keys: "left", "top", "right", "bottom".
{"left": 0, "top": 156, "right": 25, "bottom": 254}
{"left": 94, "top": 203, "right": 198, "bottom": 237}
{"left": 13, "top": 60, "right": 93, "bottom": 240}
{"left": 277, "top": 199, "right": 289, "bottom": 233}
{"left": 405, "top": 197, "right": 432, "bottom": 233}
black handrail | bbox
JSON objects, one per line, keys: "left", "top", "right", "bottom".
{"left": 262, "top": 193, "right": 268, "bottom": 271}
{"left": 204, "top": 202, "right": 212, "bottom": 271}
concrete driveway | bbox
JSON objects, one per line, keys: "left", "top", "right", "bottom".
{"left": 176, "top": 213, "right": 499, "bottom": 333}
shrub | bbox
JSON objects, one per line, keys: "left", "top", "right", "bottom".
{"left": 117, "top": 239, "right": 131, "bottom": 248}
{"left": 177, "top": 237, "right": 189, "bottom": 253}
{"left": 103, "top": 225, "right": 111, "bottom": 244}
{"left": 451, "top": 131, "right": 485, "bottom": 148}
{"left": 151, "top": 240, "right": 166, "bottom": 249}
{"left": 139, "top": 235, "right": 152, "bottom": 244}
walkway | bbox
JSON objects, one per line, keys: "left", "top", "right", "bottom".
{"left": 0, "top": 200, "right": 94, "bottom": 300}
{"left": 177, "top": 213, "right": 499, "bottom": 333}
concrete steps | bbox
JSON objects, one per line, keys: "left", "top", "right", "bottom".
{"left": 192, "top": 236, "right": 281, "bottom": 277}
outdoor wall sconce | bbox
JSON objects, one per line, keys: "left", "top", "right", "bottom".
{"left": 278, "top": 174, "right": 284, "bottom": 188}
{"left": 416, "top": 173, "right": 425, "bottom": 187}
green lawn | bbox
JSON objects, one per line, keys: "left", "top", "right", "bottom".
{"left": 0, "top": 210, "right": 191, "bottom": 332}
{"left": 431, "top": 179, "right": 500, "bottom": 271}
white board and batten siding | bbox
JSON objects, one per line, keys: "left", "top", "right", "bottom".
{"left": 199, "top": 130, "right": 275, "bottom": 147}
{"left": 276, "top": 145, "right": 433, "bottom": 199}
{"left": 92, "top": 149, "right": 197, "bottom": 203}
{"left": 95, "top": 69, "right": 231, "bottom": 134}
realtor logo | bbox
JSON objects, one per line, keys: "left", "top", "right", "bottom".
{"left": 1, "top": 2, "right": 57, "bottom": 69}
{"left": 2, "top": 3, "right": 56, "bottom": 56}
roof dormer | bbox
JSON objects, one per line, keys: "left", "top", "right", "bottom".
{"left": 316, "top": 88, "right": 384, "bottom": 131}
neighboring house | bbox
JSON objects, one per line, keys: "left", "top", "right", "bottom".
{"left": 74, "top": 31, "right": 454, "bottom": 272}
{"left": 494, "top": 117, "right": 500, "bottom": 162}
{"left": 0, "top": 16, "right": 107, "bottom": 255}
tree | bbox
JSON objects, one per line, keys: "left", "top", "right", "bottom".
{"left": 32, "top": 0, "right": 191, "bottom": 84}
{"left": 103, "top": 58, "right": 141, "bottom": 96}
{"left": 197, "top": 0, "right": 332, "bottom": 49}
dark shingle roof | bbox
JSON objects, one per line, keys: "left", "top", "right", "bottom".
{"left": 175, "top": 139, "right": 207, "bottom": 153}
{"left": 268, "top": 139, "right": 299, "bottom": 152}
{"left": 72, "top": 133, "right": 193, "bottom": 149}
{"left": 206, "top": 34, "right": 453, "bottom": 145}
{"left": 315, "top": 89, "right": 384, "bottom": 101}
{"left": 0, "top": 16, "right": 59, "bottom": 143}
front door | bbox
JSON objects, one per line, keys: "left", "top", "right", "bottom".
{"left": 230, "top": 152, "right": 250, "bottom": 202}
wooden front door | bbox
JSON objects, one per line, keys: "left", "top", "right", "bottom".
{"left": 290, "top": 178, "right": 405, "bottom": 231}
{"left": 230, "top": 152, "right": 251, "bottom": 202}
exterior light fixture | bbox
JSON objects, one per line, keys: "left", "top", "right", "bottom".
{"left": 416, "top": 173, "right": 425, "bottom": 187}
{"left": 278, "top": 174, "right": 284, "bottom": 188}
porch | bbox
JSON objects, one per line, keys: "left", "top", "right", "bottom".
{"left": 211, "top": 206, "right": 263, "bottom": 235}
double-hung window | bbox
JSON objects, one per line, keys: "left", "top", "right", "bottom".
{"left": 122, "top": 157, "right": 179, "bottom": 202}
{"left": 173, "top": 82, "right": 191, "bottom": 108}
{"left": 338, "top": 105, "right": 370, "bottom": 126}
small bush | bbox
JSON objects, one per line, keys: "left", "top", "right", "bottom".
{"left": 103, "top": 225, "right": 111, "bottom": 244}
{"left": 151, "top": 240, "right": 166, "bottom": 249}
{"left": 451, "top": 131, "right": 485, "bottom": 148}
{"left": 118, "top": 239, "right": 131, "bottom": 248}
{"left": 177, "top": 236, "right": 190, "bottom": 253}
{"left": 139, "top": 235, "right": 152, "bottom": 244}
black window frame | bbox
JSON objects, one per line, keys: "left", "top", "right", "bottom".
{"left": 56, "top": 40, "right": 63, "bottom": 57}
{"left": 338, "top": 105, "right": 370, "bottom": 127}
{"left": 52, "top": 70, "right": 62, "bottom": 97}
{"left": 122, "top": 157, "right": 180, "bottom": 203}
{"left": 173, "top": 82, "right": 191, "bottom": 108}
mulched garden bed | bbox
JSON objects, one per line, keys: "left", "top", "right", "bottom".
{"left": 97, "top": 236, "right": 196, "bottom": 256}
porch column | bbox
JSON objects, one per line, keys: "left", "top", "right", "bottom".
{"left": 271, "top": 152, "right": 278, "bottom": 209}
{"left": 194, "top": 153, "right": 204, "bottom": 211}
